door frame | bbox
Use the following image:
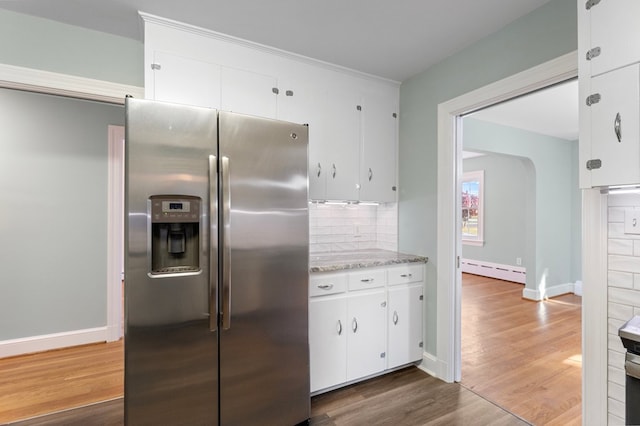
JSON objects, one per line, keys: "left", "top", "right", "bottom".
{"left": 0, "top": 62, "right": 143, "bottom": 350}
{"left": 435, "top": 50, "right": 607, "bottom": 424}
{"left": 107, "top": 125, "right": 125, "bottom": 341}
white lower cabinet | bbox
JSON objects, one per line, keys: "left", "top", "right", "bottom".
{"left": 309, "top": 264, "right": 424, "bottom": 394}
{"left": 345, "top": 290, "right": 387, "bottom": 381}
{"left": 309, "top": 296, "right": 347, "bottom": 392}
{"left": 387, "top": 284, "right": 423, "bottom": 369}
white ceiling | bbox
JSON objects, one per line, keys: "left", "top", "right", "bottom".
{"left": 3, "top": 0, "right": 575, "bottom": 140}
{"left": 0, "top": 0, "right": 553, "bottom": 82}
{"left": 469, "top": 79, "right": 579, "bottom": 141}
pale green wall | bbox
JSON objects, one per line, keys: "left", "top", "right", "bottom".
{"left": 462, "top": 153, "right": 531, "bottom": 268}
{"left": 463, "top": 118, "right": 581, "bottom": 293}
{"left": 0, "top": 9, "right": 143, "bottom": 86}
{"left": 0, "top": 88, "right": 124, "bottom": 339}
{"left": 398, "top": 0, "right": 577, "bottom": 355}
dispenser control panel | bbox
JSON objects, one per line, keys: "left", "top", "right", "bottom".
{"left": 151, "top": 196, "right": 200, "bottom": 223}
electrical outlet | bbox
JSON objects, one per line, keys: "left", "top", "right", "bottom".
{"left": 516, "top": 257, "right": 522, "bottom": 266}
{"left": 625, "top": 209, "right": 640, "bottom": 235}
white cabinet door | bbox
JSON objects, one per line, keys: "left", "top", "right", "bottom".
{"left": 359, "top": 92, "right": 397, "bottom": 202}
{"left": 346, "top": 290, "right": 386, "bottom": 381}
{"left": 387, "top": 284, "right": 423, "bottom": 369}
{"left": 220, "top": 66, "right": 278, "bottom": 119}
{"left": 150, "top": 51, "right": 221, "bottom": 108}
{"left": 588, "top": 0, "right": 640, "bottom": 77}
{"left": 309, "top": 296, "right": 347, "bottom": 393}
{"left": 277, "top": 78, "right": 328, "bottom": 200}
{"left": 323, "top": 88, "right": 361, "bottom": 201}
{"left": 589, "top": 64, "right": 640, "bottom": 186}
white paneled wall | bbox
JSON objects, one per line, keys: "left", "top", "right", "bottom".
{"left": 309, "top": 202, "right": 398, "bottom": 253}
{"left": 607, "top": 194, "right": 640, "bottom": 425}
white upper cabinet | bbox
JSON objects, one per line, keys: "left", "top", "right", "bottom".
{"left": 587, "top": 0, "right": 640, "bottom": 77}
{"left": 142, "top": 14, "right": 399, "bottom": 201}
{"left": 579, "top": 1, "right": 640, "bottom": 188}
{"left": 359, "top": 89, "right": 398, "bottom": 203}
{"left": 323, "top": 87, "right": 362, "bottom": 201}
{"left": 220, "top": 66, "right": 278, "bottom": 119}
{"left": 277, "top": 77, "right": 328, "bottom": 200}
{"left": 150, "top": 51, "right": 221, "bottom": 108}
{"left": 588, "top": 64, "right": 640, "bottom": 186}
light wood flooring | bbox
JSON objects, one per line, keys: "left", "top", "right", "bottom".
{"left": 1, "top": 273, "right": 581, "bottom": 425}
{"left": 461, "top": 273, "right": 582, "bottom": 426}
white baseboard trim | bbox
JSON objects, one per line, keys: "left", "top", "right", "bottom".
{"left": 417, "top": 351, "right": 439, "bottom": 378}
{"left": 522, "top": 282, "right": 580, "bottom": 301}
{"left": 0, "top": 327, "right": 108, "bottom": 358}
{"left": 574, "top": 280, "right": 583, "bottom": 297}
{"left": 461, "top": 259, "right": 526, "bottom": 284}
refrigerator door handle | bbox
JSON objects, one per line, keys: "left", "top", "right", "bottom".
{"left": 209, "top": 155, "right": 218, "bottom": 333}
{"left": 221, "top": 155, "right": 232, "bottom": 330}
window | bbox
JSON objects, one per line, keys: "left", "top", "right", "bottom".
{"left": 462, "top": 170, "right": 484, "bottom": 246}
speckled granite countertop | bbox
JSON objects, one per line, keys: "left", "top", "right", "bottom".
{"left": 310, "top": 249, "right": 428, "bottom": 273}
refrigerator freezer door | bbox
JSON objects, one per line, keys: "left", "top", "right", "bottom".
{"left": 218, "top": 111, "right": 310, "bottom": 425}
{"left": 125, "top": 98, "right": 219, "bottom": 425}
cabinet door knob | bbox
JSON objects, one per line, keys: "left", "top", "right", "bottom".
{"left": 337, "top": 320, "right": 343, "bottom": 336}
{"left": 393, "top": 311, "right": 399, "bottom": 325}
{"left": 352, "top": 318, "right": 358, "bottom": 333}
{"left": 368, "top": 167, "right": 373, "bottom": 182}
{"left": 332, "top": 163, "right": 337, "bottom": 179}
{"left": 317, "top": 163, "right": 322, "bottom": 178}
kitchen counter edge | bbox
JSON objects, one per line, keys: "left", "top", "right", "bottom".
{"left": 310, "top": 250, "right": 428, "bottom": 273}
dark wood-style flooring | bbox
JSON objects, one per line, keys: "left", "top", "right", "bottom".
{"left": 2, "top": 273, "right": 580, "bottom": 425}
{"left": 9, "top": 368, "right": 528, "bottom": 426}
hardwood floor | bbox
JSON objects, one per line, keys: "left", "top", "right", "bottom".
{"left": 0, "top": 341, "right": 124, "bottom": 424}
{"left": 461, "top": 273, "right": 582, "bottom": 426}
{"left": 9, "top": 368, "right": 528, "bottom": 426}
{"left": 1, "top": 273, "right": 580, "bottom": 425}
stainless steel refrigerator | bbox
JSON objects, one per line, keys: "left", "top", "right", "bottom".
{"left": 124, "top": 98, "right": 310, "bottom": 425}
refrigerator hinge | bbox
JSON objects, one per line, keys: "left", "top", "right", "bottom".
{"left": 585, "top": 0, "right": 600, "bottom": 10}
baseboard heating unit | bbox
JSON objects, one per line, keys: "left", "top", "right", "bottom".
{"left": 461, "top": 259, "right": 526, "bottom": 284}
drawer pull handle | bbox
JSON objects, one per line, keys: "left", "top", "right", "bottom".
{"left": 360, "top": 278, "right": 374, "bottom": 283}
{"left": 337, "top": 320, "right": 343, "bottom": 336}
{"left": 393, "top": 311, "right": 399, "bottom": 325}
{"left": 352, "top": 318, "right": 358, "bottom": 333}
{"left": 318, "top": 284, "right": 334, "bottom": 290}
{"left": 400, "top": 273, "right": 413, "bottom": 278}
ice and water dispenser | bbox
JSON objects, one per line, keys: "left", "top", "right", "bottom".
{"left": 150, "top": 195, "right": 201, "bottom": 275}
{"left": 619, "top": 316, "right": 640, "bottom": 424}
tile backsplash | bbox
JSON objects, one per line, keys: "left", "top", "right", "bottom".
{"left": 309, "top": 202, "right": 398, "bottom": 253}
{"left": 607, "top": 193, "right": 640, "bottom": 425}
